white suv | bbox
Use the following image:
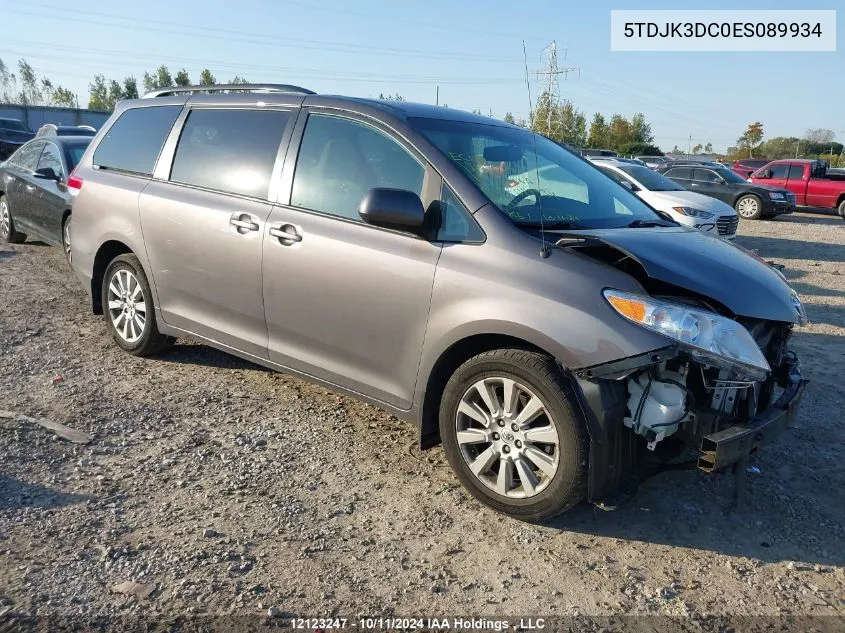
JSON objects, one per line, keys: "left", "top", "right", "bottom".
{"left": 597, "top": 163, "right": 738, "bottom": 239}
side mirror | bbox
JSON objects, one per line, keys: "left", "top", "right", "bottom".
{"left": 34, "top": 166, "right": 60, "bottom": 182}
{"left": 359, "top": 188, "right": 426, "bottom": 235}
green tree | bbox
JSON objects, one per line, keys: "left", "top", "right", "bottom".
{"left": 503, "top": 112, "right": 516, "bottom": 124}
{"left": 199, "top": 69, "right": 216, "bottom": 86}
{"left": 379, "top": 92, "right": 406, "bottom": 101}
{"left": 806, "top": 128, "right": 834, "bottom": 144}
{"left": 608, "top": 114, "right": 631, "bottom": 151}
{"left": 174, "top": 69, "right": 191, "bottom": 86}
{"left": 618, "top": 141, "right": 662, "bottom": 157}
{"left": 692, "top": 143, "right": 703, "bottom": 155}
{"left": 704, "top": 142, "right": 713, "bottom": 153}
{"left": 558, "top": 100, "right": 587, "bottom": 147}
{"left": 143, "top": 65, "right": 174, "bottom": 93}
{"left": 587, "top": 113, "right": 609, "bottom": 148}
{"left": 229, "top": 75, "right": 249, "bottom": 84}
{"left": 17, "top": 59, "right": 41, "bottom": 105}
{"left": 629, "top": 113, "right": 654, "bottom": 144}
{"left": 107, "top": 80, "right": 123, "bottom": 109}
{"left": 740, "top": 121, "right": 764, "bottom": 157}
{"left": 88, "top": 74, "right": 109, "bottom": 110}
{"left": 52, "top": 87, "right": 76, "bottom": 107}
{"left": 122, "top": 76, "right": 139, "bottom": 100}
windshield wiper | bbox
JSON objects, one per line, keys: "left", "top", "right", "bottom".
{"left": 514, "top": 220, "right": 587, "bottom": 230}
{"left": 625, "top": 219, "right": 673, "bottom": 228}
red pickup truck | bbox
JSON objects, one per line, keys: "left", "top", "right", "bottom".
{"left": 750, "top": 159, "right": 845, "bottom": 218}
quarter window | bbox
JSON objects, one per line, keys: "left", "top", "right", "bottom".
{"left": 170, "top": 108, "right": 291, "bottom": 199}
{"left": 437, "top": 186, "right": 484, "bottom": 242}
{"left": 36, "top": 143, "right": 63, "bottom": 178}
{"left": 93, "top": 105, "right": 181, "bottom": 176}
{"left": 291, "top": 114, "right": 424, "bottom": 222}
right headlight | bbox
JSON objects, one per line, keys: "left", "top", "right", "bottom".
{"left": 603, "top": 290, "right": 771, "bottom": 380}
{"left": 769, "top": 192, "right": 785, "bottom": 200}
{"left": 672, "top": 206, "right": 714, "bottom": 219}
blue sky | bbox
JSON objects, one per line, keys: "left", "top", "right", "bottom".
{"left": 1, "top": 0, "right": 841, "bottom": 152}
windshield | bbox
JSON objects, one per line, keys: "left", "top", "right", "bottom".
{"left": 618, "top": 165, "right": 684, "bottom": 191}
{"left": 0, "top": 119, "right": 31, "bottom": 133}
{"left": 409, "top": 117, "right": 665, "bottom": 229}
{"left": 721, "top": 169, "right": 749, "bottom": 184}
{"left": 64, "top": 142, "right": 91, "bottom": 171}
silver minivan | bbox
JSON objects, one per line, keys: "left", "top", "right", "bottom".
{"left": 67, "top": 84, "right": 807, "bottom": 520}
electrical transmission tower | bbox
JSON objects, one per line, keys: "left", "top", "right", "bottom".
{"left": 534, "top": 41, "right": 579, "bottom": 138}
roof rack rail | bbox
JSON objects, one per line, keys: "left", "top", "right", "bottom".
{"left": 142, "top": 83, "right": 316, "bottom": 98}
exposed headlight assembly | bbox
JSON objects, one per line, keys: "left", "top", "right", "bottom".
{"left": 672, "top": 206, "right": 714, "bottom": 219}
{"left": 603, "top": 290, "right": 771, "bottom": 380}
{"left": 769, "top": 192, "right": 785, "bottom": 200}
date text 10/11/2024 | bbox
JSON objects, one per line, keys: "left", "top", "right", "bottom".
{"left": 289, "top": 617, "right": 546, "bottom": 630}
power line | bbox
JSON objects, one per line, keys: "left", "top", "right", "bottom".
{"left": 4, "top": 4, "right": 524, "bottom": 64}
{"left": 534, "top": 41, "right": 579, "bottom": 137}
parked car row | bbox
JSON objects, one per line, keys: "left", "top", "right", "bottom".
{"left": 1, "top": 85, "right": 808, "bottom": 520}
{"left": 749, "top": 159, "right": 845, "bottom": 218}
{"left": 0, "top": 118, "right": 97, "bottom": 160}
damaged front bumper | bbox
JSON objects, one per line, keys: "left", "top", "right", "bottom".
{"left": 698, "top": 352, "right": 807, "bottom": 472}
{"left": 573, "top": 348, "right": 807, "bottom": 504}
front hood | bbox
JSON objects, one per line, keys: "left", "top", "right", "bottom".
{"left": 557, "top": 227, "right": 801, "bottom": 323}
{"left": 0, "top": 130, "right": 34, "bottom": 144}
{"left": 640, "top": 190, "right": 736, "bottom": 215}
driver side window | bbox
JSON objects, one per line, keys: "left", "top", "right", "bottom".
{"left": 291, "top": 114, "right": 425, "bottom": 222}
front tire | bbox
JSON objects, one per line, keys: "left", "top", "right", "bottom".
{"left": 736, "top": 194, "right": 763, "bottom": 220}
{"left": 838, "top": 199, "right": 845, "bottom": 219}
{"left": 102, "top": 254, "right": 174, "bottom": 356}
{"left": 0, "top": 196, "right": 27, "bottom": 244}
{"left": 439, "top": 349, "right": 588, "bottom": 521}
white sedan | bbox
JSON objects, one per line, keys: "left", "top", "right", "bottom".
{"left": 595, "top": 163, "right": 738, "bottom": 239}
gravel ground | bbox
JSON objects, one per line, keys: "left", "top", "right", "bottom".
{"left": 0, "top": 211, "right": 843, "bottom": 630}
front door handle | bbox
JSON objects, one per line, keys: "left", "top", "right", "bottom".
{"left": 25, "top": 184, "right": 35, "bottom": 192}
{"left": 268, "top": 223, "right": 303, "bottom": 244}
{"left": 230, "top": 213, "right": 259, "bottom": 233}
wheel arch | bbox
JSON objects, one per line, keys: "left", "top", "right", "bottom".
{"left": 417, "top": 332, "right": 555, "bottom": 450}
{"left": 91, "top": 240, "right": 134, "bottom": 314}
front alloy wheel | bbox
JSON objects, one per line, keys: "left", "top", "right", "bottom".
{"left": 736, "top": 195, "right": 762, "bottom": 220}
{"left": 62, "top": 217, "right": 72, "bottom": 264}
{"left": 457, "top": 377, "right": 560, "bottom": 498}
{"left": 440, "top": 349, "right": 589, "bottom": 521}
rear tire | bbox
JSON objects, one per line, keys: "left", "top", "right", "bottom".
{"left": 838, "top": 199, "right": 845, "bottom": 219}
{"left": 62, "top": 215, "right": 72, "bottom": 265}
{"left": 102, "top": 254, "right": 174, "bottom": 356}
{"left": 735, "top": 194, "right": 763, "bottom": 220}
{"left": 439, "top": 349, "right": 589, "bottom": 522}
{"left": 0, "top": 196, "right": 27, "bottom": 244}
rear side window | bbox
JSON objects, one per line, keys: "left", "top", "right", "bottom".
{"left": 693, "top": 169, "right": 722, "bottom": 183}
{"left": 666, "top": 167, "right": 691, "bottom": 179}
{"left": 37, "top": 143, "right": 63, "bottom": 177}
{"left": 93, "top": 106, "right": 181, "bottom": 176}
{"left": 169, "top": 108, "right": 291, "bottom": 199}
{"left": 11, "top": 142, "right": 44, "bottom": 171}
{"left": 788, "top": 164, "right": 805, "bottom": 179}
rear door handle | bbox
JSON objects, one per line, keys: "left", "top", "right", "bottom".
{"left": 230, "top": 213, "right": 259, "bottom": 232}
{"left": 268, "top": 223, "right": 302, "bottom": 244}
{"left": 25, "top": 184, "right": 35, "bottom": 192}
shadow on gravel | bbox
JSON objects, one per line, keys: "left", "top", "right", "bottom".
{"left": 0, "top": 475, "right": 90, "bottom": 511}
{"left": 774, "top": 209, "right": 842, "bottom": 226}
{"left": 154, "top": 343, "right": 270, "bottom": 372}
{"left": 545, "top": 477, "right": 845, "bottom": 568}
{"left": 735, "top": 236, "right": 845, "bottom": 263}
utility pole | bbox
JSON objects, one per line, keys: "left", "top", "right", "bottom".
{"left": 435, "top": 85, "right": 439, "bottom": 107}
{"left": 688, "top": 135, "right": 692, "bottom": 159}
{"left": 534, "top": 41, "right": 578, "bottom": 139}
{"left": 795, "top": 140, "right": 800, "bottom": 158}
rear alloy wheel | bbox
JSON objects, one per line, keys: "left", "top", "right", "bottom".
{"left": 62, "top": 216, "right": 72, "bottom": 265}
{"left": 440, "top": 349, "right": 588, "bottom": 521}
{"left": 736, "top": 194, "right": 763, "bottom": 220}
{"left": 102, "top": 254, "right": 174, "bottom": 356}
{"left": 0, "top": 197, "right": 27, "bottom": 244}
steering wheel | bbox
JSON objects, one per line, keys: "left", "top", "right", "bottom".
{"left": 505, "top": 188, "right": 542, "bottom": 212}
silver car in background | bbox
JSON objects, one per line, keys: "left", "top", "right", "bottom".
{"left": 596, "top": 163, "right": 739, "bottom": 239}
